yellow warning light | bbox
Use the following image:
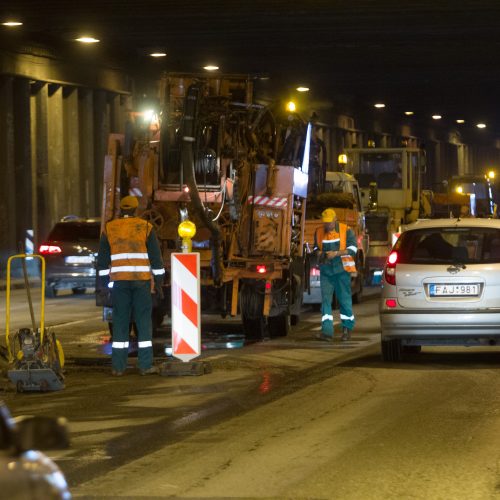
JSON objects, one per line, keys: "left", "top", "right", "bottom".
{"left": 178, "top": 220, "right": 197, "bottom": 253}
{"left": 286, "top": 101, "right": 296, "bottom": 112}
{"left": 456, "top": 186, "right": 463, "bottom": 194}
{"left": 178, "top": 220, "right": 196, "bottom": 239}
{"left": 488, "top": 170, "right": 495, "bottom": 180}
{"left": 367, "top": 140, "right": 376, "bottom": 147}
{"left": 338, "top": 154, "right": 348, "bottom": 165}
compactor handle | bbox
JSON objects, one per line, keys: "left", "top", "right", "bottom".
{"left": 5, "top": 254, "right": 46, "bottom": 362}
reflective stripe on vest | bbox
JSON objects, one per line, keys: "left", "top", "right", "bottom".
{"left": 339, "top": 223, "right": 357, "bottom": 274}
{"left": 106, "top": 218, "right": 153, "bottom": 281}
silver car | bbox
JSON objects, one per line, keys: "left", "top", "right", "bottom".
{"left": 379, "top": 218, "right": 500, "bottom": 361}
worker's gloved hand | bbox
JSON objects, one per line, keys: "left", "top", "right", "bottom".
{"left": 318, "top": 252, "right": 327, "bottom": 265}
{"left": 96, "top": 273, "right": 112, "bottom": 306}
{"left": 154, "top": 278, "right": 164, "bottom": 301}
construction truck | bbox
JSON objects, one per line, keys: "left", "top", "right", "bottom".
{"left": 421, "top": 173, "right": 496, "bottom": 219}
{"left": 303, "top": 171, "right": 368, "bottom": 306}
{"left": 420, "top": 189, "right": 473, "bottom": 218}
{"left": 98, "top": 73, "right": 310, "bottom": 340}
{"left": 342, "top": 146, "right": 427, "bottom": 282}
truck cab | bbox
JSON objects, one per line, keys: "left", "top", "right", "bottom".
{"left": 342, "top": 147, "right": 426, "bottom": 280}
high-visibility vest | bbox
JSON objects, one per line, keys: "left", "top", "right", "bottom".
{"left": 315, "top": 222, "right": 357, "bottom": 273}
{"left": 106, "top": 217, "right": 154, "bottom": 281}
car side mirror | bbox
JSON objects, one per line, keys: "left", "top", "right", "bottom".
{"left": 14, "top": 415, "right": 70, "bottom": 452}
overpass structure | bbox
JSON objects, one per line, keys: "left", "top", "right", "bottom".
{"left": 0, "top": 38, "right": 499, "bottom": 271}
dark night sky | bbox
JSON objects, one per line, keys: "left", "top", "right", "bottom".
{"left": 2, "top": 0, "right": 500, "bottom": 130}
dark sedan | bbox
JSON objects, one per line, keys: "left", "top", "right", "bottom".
{"left": 38, "top": 216, "right": 101, "bottom": 298}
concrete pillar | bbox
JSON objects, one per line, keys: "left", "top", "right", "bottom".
{"left": 78, "top": 88, "right": 95, "bottom": 217}
{"left": 0, "top": 76, "right": 17, "bottom": 267}
{"left": 13, "top": 78, "right": 33, "bottom": 253}
{"left": 63, "top": 87, "right": 80, "bottom": 215}
{"left": 31, "top": 82, "right": 51, "bottom": 242}
{"left": 47, "top": 84, "right": 65, "bottom": 222}
{"left": 93, "top": 90, "right": 110, "bottom": 216}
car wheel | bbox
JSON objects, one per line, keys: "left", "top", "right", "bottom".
{"left": 45, "top": 284, "right": 57, "bottom": 298}
{"left": 72, "top": 287, "right": 86, "bottom": 295}
{"left": 403, "top": 345, "right": 422, "bottom": 354}
{"left": 381, "top": 338, "right": 402, "bottom": 362}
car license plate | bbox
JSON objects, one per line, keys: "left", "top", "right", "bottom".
{"left": 65, "top": 255, "right": 94, "bottom": 264}
{"left": 429, "top": 283, "right": 480, "bottom": 297}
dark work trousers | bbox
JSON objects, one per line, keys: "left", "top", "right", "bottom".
{"left": 320, "top": 270, "right": 355, "bottom": 336}
{"left": 111, "top": 280, "right": 153, "bottom": 372}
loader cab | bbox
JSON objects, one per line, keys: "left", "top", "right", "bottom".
{"left": 343, "top": 147, "right": 425, "bottom": 215}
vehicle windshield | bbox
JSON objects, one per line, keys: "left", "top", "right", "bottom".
{"left": 48, "top": 222, "right": 100, "bottom": 241}
{"left": 395, "top": 227, "right": 500, "bottom": 264}
{"left": 356, "top": 153, "right": 402, "bottom": 189}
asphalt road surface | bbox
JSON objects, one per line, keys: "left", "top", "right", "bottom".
{"left": 2, "top": 287, "right": 500, "bottom": 499}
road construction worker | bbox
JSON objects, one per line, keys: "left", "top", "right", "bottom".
{"left": 313, "top": 208, "right": 358, "bottom": 341}
{"left": 96, "top": 195, "right": 165, "bottom": 376}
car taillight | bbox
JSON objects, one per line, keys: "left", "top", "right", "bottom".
{"left": 39, "top": 244, "right": 62, "bottom": 254}
{"left": 384, "top": 250, "right": 398, "bottom": 286}
{"left": 256, "top": 265, "right": 267, "bottom": 274}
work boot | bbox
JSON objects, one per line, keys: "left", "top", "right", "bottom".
{"left": 316, "top": 333, "right": 333, "bottom": 342}
{"left": 139, "top": 366, "right": 159, "bottom": 376}
{"left": 341, "top": 327, "right": 351, "bottom": 342}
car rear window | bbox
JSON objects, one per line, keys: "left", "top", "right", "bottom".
{"left": 395, "top": 227, "right": 500, "bottom": 264}
{"left": 48, "top": 222, "right": 100, "bottom": 241}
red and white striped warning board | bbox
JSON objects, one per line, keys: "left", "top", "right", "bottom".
{"left": 171, "top": 253, "right": 201, "bottom": 362}
{"left": 247, "top": 196, "right": 288, "bottom": 207}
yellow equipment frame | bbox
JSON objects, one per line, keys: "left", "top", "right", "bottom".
{"left": 5, "top": 254, "right": 46, "bottom": 363}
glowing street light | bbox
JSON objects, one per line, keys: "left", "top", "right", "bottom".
{"left": 75, "top": 36, "right": 100, "bottom": 43}
{"left": 432, "top": 115, "right": 442, "bottom": 120}
{"left": 456, "top": 119, "right": 465, "bottom": 124}
{"left": 488, "top": 170, "right": 496, "bottom": 180}
{"left": 286, "top": 101, "right": 296, "bottom": 112}
{"left": 2, "top": 20, "right": 22, "bottom": 27}
{"left": 203, "top": 65, "right": 219, "bottom": 71}
{"left": 296, "top": 86, "right": 310, "bottom": 92}
{"left": 477, "top": 123, "right": 487, "bottom": 129}
{"left": 374, "top": 103, "right": 385, "bottom": 109}
{"left": 404, "top": 111, "right": 414, "bottom": 116}
{"left": 150, "top": 52, "right": 166, "bottom": 57}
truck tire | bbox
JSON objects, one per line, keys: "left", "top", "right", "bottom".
{"left": 242, "top": 315, "right": 266, "bottom": 341}
{"left": 268, "top": 314, "right": 291, "bottom": 338}
{"left": 240, "top": 282, "right": 266, "bottom": 340}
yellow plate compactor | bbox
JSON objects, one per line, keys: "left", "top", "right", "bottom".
{"left": 5, "top": 254, "right": 65, "bottom": 392}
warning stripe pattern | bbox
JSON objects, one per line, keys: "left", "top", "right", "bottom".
{"left": 247, "top": 196, "right": 288, "bottom": 207}
{"left": 171, "top": 253, "right": 200, "bottom": 360}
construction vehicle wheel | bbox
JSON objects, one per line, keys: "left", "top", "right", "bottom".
{"left": 242, "top": 315, "right": 266, "bottom": 341}
{"left": 268, "top": 314, "right": 291, "bottom": 338}
{"left": 141, "top": 209, "right": 165, "bottom": 232}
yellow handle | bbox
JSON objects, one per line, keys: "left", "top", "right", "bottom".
{"left": 6, "top": 254, "right": 46, "bottom": 362}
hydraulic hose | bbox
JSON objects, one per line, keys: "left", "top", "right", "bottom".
{"left": 180, "top": 83, "right": 223, "bottom": 284}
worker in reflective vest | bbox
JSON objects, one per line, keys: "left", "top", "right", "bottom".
{"left": 313, "top": 207, "right": 358, "bottom": 341}
{"left": 97, "top": 195, "right": 165, "bottom": 376}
